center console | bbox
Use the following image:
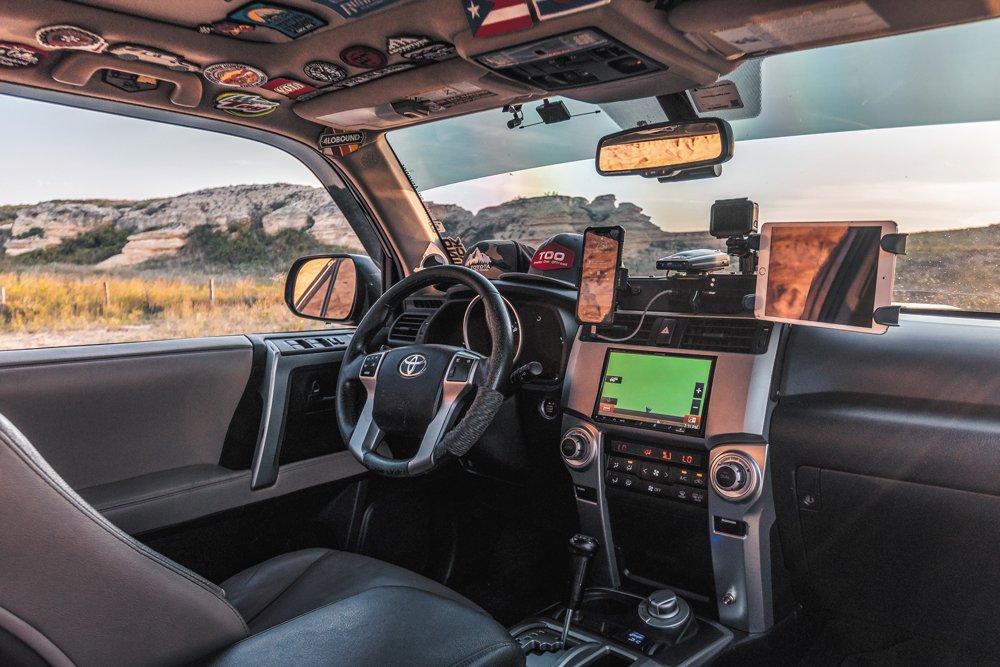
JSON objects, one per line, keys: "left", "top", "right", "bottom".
{"left": 530, "top": 313, "right": 781, "bottom": 665}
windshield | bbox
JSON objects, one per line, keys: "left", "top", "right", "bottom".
{"left": 390, "top": 18, "right": 1000, "bottom": 313}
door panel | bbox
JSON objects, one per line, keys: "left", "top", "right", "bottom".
{"left": 0, "top": 334, "right": 365, "bottom": 536}
{"left": 0, "top": 337, "right": 253, "bottom": 489}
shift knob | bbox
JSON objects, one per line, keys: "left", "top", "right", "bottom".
{"left": 566, "top": 534, "right": 599, "bottom": 614}
{"left": 569, "top": 534, "right": 599, "bottom": 559}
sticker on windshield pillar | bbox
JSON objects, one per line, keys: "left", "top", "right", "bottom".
{"left": 0, "top": 42, "right": 47, "bottom": 68}
{"left": 214, "top": 92, "right": 279, "bottom": 117}
{"left": 309, "top": 0, "right": 400, "bottom": 19}
{"left": 103, "top": 70, "right": 160, "bottom": 93}
{"left": 228, "top": 3, "right": 326, "bottom": 39}
{"left": 303, "top": 60, "right": 346, "bottom": 83}
{"left": 340, "top": 45, "right": 387, "bottom": 69}
{"left": 318, "top": 128, "right": 365, "bottom": 157}
{"left": 198, "top": 21, "right": 257, "bottom": 38}
{"left": 690, "top": 80, "right": 743, "bottom": 112}
{"left": 386, "top": 35, "right": 457, "bottom": 62}
{"left": 463, "top": 0, "right": 533, "bottom": 38}
{"left": 441, "top": 236, "right": 467, "bottom": 265}
{"left": 262, "top": 77, "right": 317, "bottom": 98}
{"left": 530, "top": 0, "right": 609, "bottom": 19}
{"left": 35, "top": 25, "right": 107, "bottom": 52}
{"left": 531, "top": 242, "right": 575, "bottom": 270}
{"left": 203, "top": 63, "right": 268, "bottom": 87}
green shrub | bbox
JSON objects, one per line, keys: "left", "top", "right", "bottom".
{"left": 9, "top": 225, "right": 129, "bottom": 265}
{"left": 14, "top": 227, "right": 44, "bottom": 240}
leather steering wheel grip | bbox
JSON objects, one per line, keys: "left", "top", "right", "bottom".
{"left": 335, "top": 265, "right": 515, "bottom": 457}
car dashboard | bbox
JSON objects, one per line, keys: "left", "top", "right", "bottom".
{"left": 383, "top": 270, "right": 782, "bottom": 639}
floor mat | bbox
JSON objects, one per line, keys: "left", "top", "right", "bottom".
{"left": 797, "top": 617, "right": 997, "bottom": 667}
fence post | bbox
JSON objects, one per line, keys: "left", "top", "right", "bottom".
{"left": 0, "top": 287, "right": 5, "bottom": 307}
{"left": 209, "top": 278, "right": 216, "bottom": 308}
{"left": 103, "top": 281, "right": 111, "bottom": 308}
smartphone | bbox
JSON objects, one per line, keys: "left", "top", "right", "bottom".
{"left": 577, "top": 226, "right": 625, "bottom": 325}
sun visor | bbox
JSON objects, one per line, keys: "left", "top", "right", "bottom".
{"left": 669, "top": 0, "right": 1000, "bottom": 59}
{"left": 294, "top": 59, "right": 537, "bottom": 130}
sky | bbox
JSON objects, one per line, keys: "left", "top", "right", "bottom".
{"left": 3, "top": 91, "right": 1000, "bottom": 235}
{"left": 0, "top": 95, "right": 319, "bottom": 204}
{"left": 418, "top": 121, "right": 1000, "bottom": 233}
{"left": 6, "top": 15, "right": 1000, "bottom": 235}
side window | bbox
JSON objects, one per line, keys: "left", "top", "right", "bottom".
{"left": 0, "top": 96, "right": 368, "bottom": 350}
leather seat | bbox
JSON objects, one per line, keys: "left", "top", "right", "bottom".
{"left": 0, "top": 413, "right": 523, "bottom": 666}
{"left": 221, "top": 548, "right": 487, "bottom": 634}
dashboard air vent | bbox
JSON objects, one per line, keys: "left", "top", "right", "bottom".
{"left": 388, "top": 312, "right": 429, "bottom": 344}
{"left": 411, "top": 299, "right": 444, "bottom": 310}
{"left": 679, "top": 318, "right": 771, "bottom": 354}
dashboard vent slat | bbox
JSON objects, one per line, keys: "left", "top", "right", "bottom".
{"left": 679, "top": 319, "right": 771, "bottom": 354}
{"left": 388, "top": 312, "right": 430, "bottom": 344}
{"left": 584, "top": 315, "right": 772, "bottom": 354}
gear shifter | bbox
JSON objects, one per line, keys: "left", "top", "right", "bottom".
{"left": 560, "top": 533, "right": 599, "bottom": 648}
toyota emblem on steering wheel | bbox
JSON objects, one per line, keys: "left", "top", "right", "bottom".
{"left": 399, "top": 353, "right": 428, "bottom": 378}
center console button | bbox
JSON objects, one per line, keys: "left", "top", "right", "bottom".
{"left": 608, "top": 456, "right": 627, "bottom": 472}
{"left": 638, "top": 461, "right": 668, "bottom": 482}
{"left": 643, "top": 481, "right": 667, "bottom": 497}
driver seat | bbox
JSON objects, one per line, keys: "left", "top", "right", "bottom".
{"left": 0, "top": 413, "right": 523, "bottom": 666}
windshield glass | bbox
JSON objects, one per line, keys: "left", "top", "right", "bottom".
{"left": 390, "top": 18, "right": 1000, "bottom": 312}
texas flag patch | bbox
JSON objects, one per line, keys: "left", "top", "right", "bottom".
{"left": 462, "top": 0, "right": 533, "bottom": 38}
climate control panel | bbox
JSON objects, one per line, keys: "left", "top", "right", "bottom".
{"left": 604, "top": 440, "right": 708, "bottom": 506}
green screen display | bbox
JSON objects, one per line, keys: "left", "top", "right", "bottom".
{"left": 594, "top": 350, "right": 714, "bottom": 435}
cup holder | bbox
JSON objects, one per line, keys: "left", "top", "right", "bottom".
{"left": 579, "top": 591, "right": 634, "bottom": 617}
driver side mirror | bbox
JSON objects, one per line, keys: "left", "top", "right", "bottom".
{"left": 284, "top": 254, "right": 381, "bottom": 324}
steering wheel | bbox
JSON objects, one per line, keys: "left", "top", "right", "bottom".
{"left": 336, "top": 265, "right": 515, "bottom": 476}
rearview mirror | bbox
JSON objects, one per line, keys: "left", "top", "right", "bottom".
{"left": 596, "top": 118, "right": 734, "bottom": 178}
{"left": 284, "top": 254, "right": 380, "bottom": 323}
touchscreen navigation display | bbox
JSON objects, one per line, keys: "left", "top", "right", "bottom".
{"left": 594, "top": 350, "right": 715, "bottom": 437}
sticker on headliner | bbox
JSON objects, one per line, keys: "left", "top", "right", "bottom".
{"left": 0, "top": 42, "right": 47, "bottom": 68}
{"left": 310, "top": 0, "right": 401, "bottom": 19}
{"left": 228, "top": 3, "right": 326, "bottom": 39}
{"left": 531, "top": 0, "right": 609, "bottom": 20}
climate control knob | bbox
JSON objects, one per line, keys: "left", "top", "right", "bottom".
{"left": 714, "top": 462, "right": 747, "bottom": 492}
{"left": 710, "top": 451, "right": 759, "bottom": 501}
{"left": 560, "top": 427, "right": 596, "bottom": 469}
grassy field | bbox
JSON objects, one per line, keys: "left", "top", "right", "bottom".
{"left": 0, "top": 269, "right": 315, "bottom": 349}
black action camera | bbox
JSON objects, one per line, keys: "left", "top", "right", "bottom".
{"left": 710, "top": 198, "right": 758, "bottom": 239}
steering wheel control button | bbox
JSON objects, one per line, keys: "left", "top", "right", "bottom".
{"left": 446, "top": 356, "right": 476, "bottom": 382}
{"left": 360, "top": 353, "right": 383, "bottom": 377}
{"left": 560, "top": 427, "right": 596, "bottom": 469}
{"left": 710, "top": 451, "right": 759, "bottom": 502}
